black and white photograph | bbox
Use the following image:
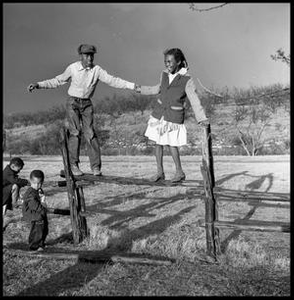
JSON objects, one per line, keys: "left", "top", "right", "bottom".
{"left": 3, "top": 2, "right": 290, "bottom": 296}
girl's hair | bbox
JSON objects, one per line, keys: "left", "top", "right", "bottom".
{"left": 30, "top": 170, "right": 45, "bottom": 182}
{"left": 163, "top": 48, "right": 188, "bottom": 69}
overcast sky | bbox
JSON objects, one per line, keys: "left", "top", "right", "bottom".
{"left": 3, "top": 3, "right": 290, "bottom": 114}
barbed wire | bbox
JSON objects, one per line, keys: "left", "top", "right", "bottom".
{"left": 201, "top": 87, "right": 290, "bottom": 136}
{"left": 196, "top": 73, "right": 289, "bottom": 105}
{"left": 226, "top": 87, "right": 290, "bottom": 106}
{"left": 201, "top": 87, "right": 290, "bottom": 106}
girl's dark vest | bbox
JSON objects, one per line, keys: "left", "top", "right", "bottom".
{"left": 151, "top": 71, "right": 190, "bottom": 124}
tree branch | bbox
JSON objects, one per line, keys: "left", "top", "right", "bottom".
{"left": 189, "top": 3, "right": 229, "bottom": 12}
{"left": 256, "top": 121, "right": 269, "bottom": 143}
{"left": 237, "top": 127, "right": 251, "bottom": 156}
{"left": 251, "top": 134, "right": 255, "bottom": 156}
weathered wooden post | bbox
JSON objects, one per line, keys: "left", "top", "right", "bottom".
{"left": 60, "top": 128, "right": 88, "bottom": 244}
{"left": 200, "top": 124, "right": 220, "bottom": 259}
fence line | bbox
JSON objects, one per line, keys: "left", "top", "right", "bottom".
{"left": 200, "top": 125, "right": 290, "bottom": 260}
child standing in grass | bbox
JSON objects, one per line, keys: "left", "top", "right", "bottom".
{"left": 135, "top": 48, "right": 209, "bottom": 183}
{"left": 3, "top": 157, "right": 29, "bottom": 231}
{"left": 22, "top": 170, "right": 48, "bottom": 251}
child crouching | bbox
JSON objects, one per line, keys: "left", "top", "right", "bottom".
{"left": 22, "top": 170, "right": 48, "bottom": 251}
{"left": 3, "top": 157, "right": 29, "bottom": 223}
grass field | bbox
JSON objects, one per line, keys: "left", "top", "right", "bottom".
{"left": 2, "top": 155, "right": 290, "bottom": 296}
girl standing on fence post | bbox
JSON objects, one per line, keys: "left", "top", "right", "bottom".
{"left": 135, "top": 48, "right": 209, "bottom": 183}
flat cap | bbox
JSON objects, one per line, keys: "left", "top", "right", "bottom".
{"left": 78, "top": 44, "right": 97, "bottom": 54}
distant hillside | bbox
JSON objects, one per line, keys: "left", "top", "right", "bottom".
{"left": 6, "top": 124, "right": 47, "bottom": 139}
{"left": 3, "top": 84, "right": 290, "bottom": 156}
{"left": 4, "top": 106, "right": 289, "bottom": 156}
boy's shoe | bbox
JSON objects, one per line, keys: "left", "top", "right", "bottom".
{"left": 29, "top": 247, "right": 44, "bottom": 252}
{"left": 171, "top": 172, "right": 186, "bottom": 183}
{"left": 71, "top": 164, "right": 84, "bottom": 176}
{"left": 150, "top": 172, "right": 165, "bottom": 182}
{"left": 92, "top": 168, "right": 102, "bottom": 176}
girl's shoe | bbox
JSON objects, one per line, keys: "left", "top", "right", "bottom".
{"left": 171, "top": 172, "right": 186, "bottom": 183}
{"left": 150, "top": 173, "right": 165, "bottom": 182}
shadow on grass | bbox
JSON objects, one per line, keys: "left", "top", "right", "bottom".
{"left": 244, "top": 173, "right": 274, "bottom": 192}
{"left": 47, "top": 232, "right": 74, "bottom": 245}
{"left": 17, "top": 260, "right": 105, "bottom": 296}
{"left": 88, "top": 187, "right": 168, "bottom": 210}
{"left": 6, "top": 169, "right": 287, "bottom": 295}
{"left": 7, "top": 204, "right": 193, "bottom": 296}
{"left": 218, "top": 172, "right": 289, "bottom": 253}
{"left": 220, "top": 204, "right": 259, "bottom": 253}
{"left": 85, "top": 187, "right": 203, "bottom": 229}
{"left": 215, "top": 171, "right": 249, "bottom": 186}
{"left": 43, "top": 185, "right": 68, "bottom": 197}
{"left": 216, "top": 171, "right": 276, "bottom": 193}
{"left": 105, "top": 206, "right": 195, "bottom": 242}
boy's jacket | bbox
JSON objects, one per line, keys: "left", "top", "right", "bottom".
{"left": 22, "top": 187, "right": 47, "bottom": 222}
{"left": 3, "top": 165, "right": 28, "bottom": 188}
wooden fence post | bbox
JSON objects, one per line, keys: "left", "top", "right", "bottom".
{"left": 200, "top": 124, "right": 221, "bottom": 259}
{"left": 60, "top": 128, "right": 88, "bottom": 244}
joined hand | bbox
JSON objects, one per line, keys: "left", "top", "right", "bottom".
{"left": 27, "top": 83, "right": 38, "bottom": 93}
{"left": 134, "top": 84, "right": 141, "bottom": 93}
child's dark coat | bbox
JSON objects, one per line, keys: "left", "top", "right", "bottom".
{"left": 22, "top": 187, "right": 48, "bottom": 250}
{"left": 22, "top": 187, "right": 47, "bottom": 222}
{"left": 3, "top": 164, "right": 28, "bottom": 209}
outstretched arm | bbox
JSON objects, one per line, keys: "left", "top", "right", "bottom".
{"left": 140, "top": 83, "right": 160, "bottom": 95}
{"left": 135, "top": 72, "right": 162, "bottom": 95}
{"left": 185, "top": 78, "right": 209, "bottom": 125}
{"left": 98, "top": 67, "right": 135, "bottom": 90}
{"left": 27, "top": 65, "right": 72, "bottom": 92}
{"left": 6, "top": 174, "right": 29, "bottom": 187}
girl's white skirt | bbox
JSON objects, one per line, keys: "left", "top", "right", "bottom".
{"left": 144, "top": 115, "right": 187, "bottom": 146}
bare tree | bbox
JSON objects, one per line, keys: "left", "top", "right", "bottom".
{"left": 230, "top": 85, "right": 289, "bottom": 156}
{"left": 233, "top": 105, "right": 271, "bottom": 156}
{"left": 271, "top": 48, "right": 290, "bottom": 66}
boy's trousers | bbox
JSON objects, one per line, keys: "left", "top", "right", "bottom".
{"left": 65, "top": 96, "right": 101, "bottom": 170}
{"left": 28, "top": 217, "right": 48, "bottom": 250}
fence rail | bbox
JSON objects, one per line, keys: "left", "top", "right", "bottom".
{"left": 200, "top": 124, "right": 290, "bottom": 260}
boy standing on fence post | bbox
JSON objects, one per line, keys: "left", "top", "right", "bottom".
{"left": 27, "top": 44, "right": 139, "bottom": 176}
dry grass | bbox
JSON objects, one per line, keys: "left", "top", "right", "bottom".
{"left": 2, "top": 155, "right": 290, "bottom": 296}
